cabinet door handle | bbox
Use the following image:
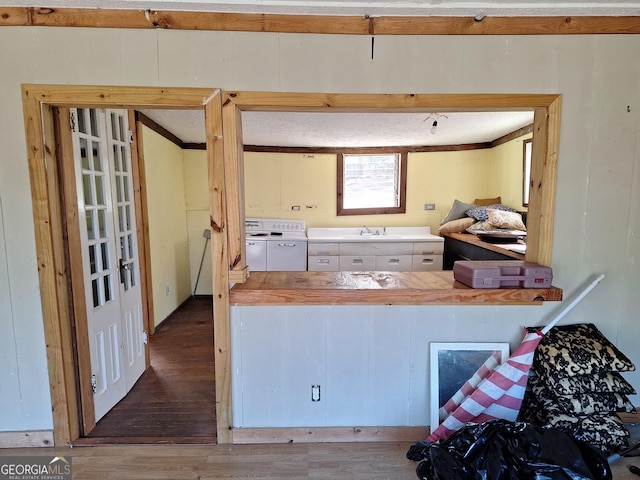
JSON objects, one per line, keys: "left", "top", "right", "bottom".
{"left": 421, "top": 251, "right": 434, "bottom": 255}
{"left": 387, "top": 258, "right": 400, "bottom": 264}
{"left": 421, "top": 258, "right": 434, "bottom": 264}
{"left": 278, "top": 243, "right": 297, "bottom": 247}
{"left": 318, "top": 259, "right": 330, "bottom": 264}
{"left": 352, "top": 258, "right": 364, "bottom": 264}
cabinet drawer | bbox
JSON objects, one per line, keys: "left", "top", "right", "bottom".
{"left": 412, "top": 241, "right": 444, "bottom": 255}
{"left": 308, "top": 243, "right": 339, "bottom": 256}
{"left": 308, "top": 256, "right": 339, "bottom": 271}
{"left": 340, "top": 242, "right": 412, "bottom": 256}
{"left": 412, "top": 255, "right": 443, "bottom": 271}
{"left": 375, "top": 255, "right": 413, "bottom": 271}
{"left": 339, "top": 255, "right": 375, "bottom": 271}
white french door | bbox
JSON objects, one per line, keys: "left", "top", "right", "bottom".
{"left": 71, "top": 108, "right": 146, "bottom": 422}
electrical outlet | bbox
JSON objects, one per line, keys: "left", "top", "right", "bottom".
{"left": 311, "top": 385, "right": 321, "bottom": 402}
{"left": 424, "top": 203, "right": 436, "bottom": 210}
{"left": 165, "top": 284, "right": 170, "bottom": 296}
{"left": 292, "top": 205, "right": 300, "bottom": 211}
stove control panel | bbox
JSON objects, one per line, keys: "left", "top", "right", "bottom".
{"left": 245, "top": 218, "right": 306, "bottom": 233}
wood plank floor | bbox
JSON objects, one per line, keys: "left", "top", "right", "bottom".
{"left": 3, "top": 443, "right": 640, "bottom": 480}
{"left": 80, "top": 296, "right": 216, "bottom": 444}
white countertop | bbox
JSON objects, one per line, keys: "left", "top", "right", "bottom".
{"left": 307, "top": 226, "right": 443, "bottom": 243}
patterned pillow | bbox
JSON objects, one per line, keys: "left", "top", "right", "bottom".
{"left": 529, "top": 323, "right": 636, "bottom": 376}
{"left": 519, "top": 376, "right": 631, "bottom": 455}
{"left": 465, "top": 204, "right": 516, "bottom": 221}
{"left": 555, "top": 392, "right": 636, "bottom": 415}
{"left": 545, "top": 371, "right": 636, "bottom": 395}
{"left": 487, "top": 209, "right": 526, "bottom": 231}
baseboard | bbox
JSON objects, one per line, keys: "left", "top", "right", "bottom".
{"left": 0, "top": 430, "right": 54, "bottom": 448}
{"left": 231, "top": 426, "right": 429, "bottom": 444}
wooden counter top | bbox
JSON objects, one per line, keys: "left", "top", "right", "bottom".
{"left": 229, "top": 271, "right": 563, "bottom": 306}
{"left": 443, "top": 232, "right": 525, "bottom": 260}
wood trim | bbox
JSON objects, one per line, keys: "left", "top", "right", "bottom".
{"left": 134, "top": 116, "right": 156, "bottom": 335}
{"left": 222, "top": 101, "right": 246, "bottom": 274}
{"left": 53, "top": 107, "right": 94, "bottom": 436}
{"left": 336, "top": 152, "right": 408, "bottom": 216}
{"left": 491, "top": 123, "right": 533, "bottom": 148}
{"left": 232, "top": 426, "right": 429, "bottom": 444}
{"left": 21, "top": 85, "right": 230, "bottom": 446}
{"left": 224, "top": 91, "right": 562, "bottom": 111}
{"left": 136, "top": 111, "right": 183, "bottom": 148}
{"left": 227, "top": 91, "right": 559, "bottom": 270}
{"left": 128, "top": 109, "right": 153, "bottom": 359}
{"left": 2, "top": 7, "right": 640, "bottom": 35}
{"left": 206, "top": 92, "right": 234, "bottom": 444}
{"left": 0, "top": 430, "right": 55, "bottom": 448}
{"left": 244, "top": 143, "right": 491, "bottom": 154}
{"left": 22, "top": 88, "right": 76, "bottom": 447}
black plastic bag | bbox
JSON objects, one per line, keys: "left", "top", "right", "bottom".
{"left": 406, "top": 420, "right": 612, "bottom": 480}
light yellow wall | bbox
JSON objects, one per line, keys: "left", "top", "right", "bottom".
{"left": 183, "top": 149, "right": 213, "bottom": 295}
{"left": 244, "top": 138, "right": 525, "bottom": 232}
{"left": 141, "top": 125, "right": 192, "bottom": 325}
{"left": 488, "top": 133, "right": 533, "bottom": 211}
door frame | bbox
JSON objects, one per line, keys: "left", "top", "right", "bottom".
{"left": 22, "top": 85, "right": 232, "bottom": 446}
{"left": 23, "top": 85, "right": 559, "bottom": 447}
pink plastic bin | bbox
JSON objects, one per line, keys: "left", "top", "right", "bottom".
{"left": 453, "top": 260, "right": 553, "bottom": 289}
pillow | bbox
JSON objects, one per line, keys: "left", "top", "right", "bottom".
{"left": 529, "top": 323, "right": 636, "bottom": 376}
{"left": 474, "top": 196, "right": 502, "bottom": 206}
{"left": 465, "top": 204, "right": 516, "bottom": 221}
{"left": 438, "top": 217, "right": 476, "bottom": 234}
{"left": 441, "top": 199, "right": 476, "bottom": 225}
{"left": 544, "top": 371, "right": 636, "bottom": 395}
{"left": 466, "top": 220, "right": 494, "bottom": 232}
{"left": 487, "top": 209, "right": 526, "bottom": 230}
{"left": 555, "top": 392, "right": 636, "bottom": 415}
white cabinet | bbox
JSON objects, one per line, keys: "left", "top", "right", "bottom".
{"left": 307, "top": 238, "right": 443, "bottom": 272}
{"left": 339, "top": 255, "right": 375, "bottom": 270}
{"left": 375, "top": 255, "right": 413, "bottom": 271}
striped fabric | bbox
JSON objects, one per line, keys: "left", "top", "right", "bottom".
{"left": 438, "top": 350, "right": 502, "bottom": 422}
{"left": 428, "top": 330, "right": 544, "bottom": 443}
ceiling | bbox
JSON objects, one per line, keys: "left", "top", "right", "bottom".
{"left": 5, "top": 0, "right": 640, "bottom": 17}
{"left": 139, "top": 109, "right": 535, "bottom": 147}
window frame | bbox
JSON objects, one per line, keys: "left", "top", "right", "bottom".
{"left": 522, "top": 138, "right": 532, "bottom": 207}
{"left": 337, "top": 151, "right": 408, "bottom": 216}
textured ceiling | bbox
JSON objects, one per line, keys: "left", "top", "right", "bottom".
{"left": 5, "top": 0, "right": 640, "bottom": 16}
{"left": 139, "top": 109, "right": 535, "bottom": 147}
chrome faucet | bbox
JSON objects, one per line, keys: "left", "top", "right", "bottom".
{"left": 361, "top": 225, "right": 379, "bottom": 236}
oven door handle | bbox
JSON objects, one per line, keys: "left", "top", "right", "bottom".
{"left": 277, "top": 243, "right": 297, "bottom": 247}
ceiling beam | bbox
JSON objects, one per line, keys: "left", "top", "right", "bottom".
{"left": 1, "top": 7, "right": 640, "bottom": 35}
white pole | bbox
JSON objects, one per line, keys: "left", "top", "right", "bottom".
{"left": 541, "top": 274, "right": 605, "bottom": 335}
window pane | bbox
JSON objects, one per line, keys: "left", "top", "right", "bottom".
{"left": 343, "top": 154, "right": 399, "bottom": 209}
{"left": 77, "top": 109, "right": 87, "bottom": 134}
{"left": 83, "top": 174, "right": 93, "bottom": 206}
{"left": 80, "top": 137, "right": 89, "bottom": 170}
{"left": 90, "top": 109, "right": 99, "bottom": 137}
{"left": 86, "top": 211, "right": 95, "bottom": 240}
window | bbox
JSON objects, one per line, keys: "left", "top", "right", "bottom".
{"left": 337, "top": 152, "right": 407, "bottom": 216}
{"left": 522, "top": 139, "right": 532, "bottom": 207}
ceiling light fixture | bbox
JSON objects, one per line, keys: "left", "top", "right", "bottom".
{"left": 424, "top": 113, "right": 448, "bottom": 135}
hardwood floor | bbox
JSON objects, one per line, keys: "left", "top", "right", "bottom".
{"left": 80, "top": 296, "right": 216, "bottom": 444}
{"left": 3, "top": 442, "right": 640, "bottom": 480}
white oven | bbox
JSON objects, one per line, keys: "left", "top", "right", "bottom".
{"left": 245, "top": 218, "right": 307, "bottom": 271}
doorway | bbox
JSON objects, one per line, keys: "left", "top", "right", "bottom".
{"left": 22, "top": 85, "right": 232, "bottom": 446}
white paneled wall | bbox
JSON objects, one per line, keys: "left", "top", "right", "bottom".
{"left": 0, "top": 28, "right": 639, "bottom": 433}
